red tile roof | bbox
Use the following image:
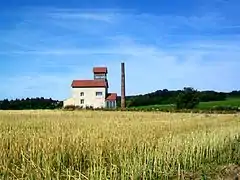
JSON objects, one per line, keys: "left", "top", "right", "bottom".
{"left": 71, "top": 80, "right": 107, "bottom": 88}
{"left": 106, "top": 93, "right": 117, "bottom": 101}
{"left": 93, "top": 67, "right": 108, "bottom": 74}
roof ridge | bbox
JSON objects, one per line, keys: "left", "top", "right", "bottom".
{"left": 71, "top": 79, "right": 108, "bottom": 88}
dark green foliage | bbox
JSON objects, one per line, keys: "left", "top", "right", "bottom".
{"left": 0, "top": 98, "right": 62, "bottom": 110}
{"left": 121, "top": 89, "right": 235, "bottom": 108}
{"left": 176, "top": 87, "right": 200, "bottom": 109}
{"left": 229, "top": 90, "right": 240, "bottom": 97}
{"left": 116, "top": 89, "right": 240, "bottom": 108}
{"left": 197, "top": 91, "right": 226, "bottom": 102}
{"left": 126, "top": 89, "right": 181, "bottom": 107}
{"left": 210, "top": 105, "right": 240, "bottom": 111}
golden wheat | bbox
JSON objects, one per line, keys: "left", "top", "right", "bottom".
{"left": 0, "top": 110, "right": 239, "bottom": 179}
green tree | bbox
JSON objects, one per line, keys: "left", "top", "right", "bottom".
{"left": 176, "top": 87, "right": 200, "bottom": 109}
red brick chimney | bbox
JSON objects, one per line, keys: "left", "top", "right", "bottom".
{"left": 121, "top": 62, "right": 126, "bottom": 110}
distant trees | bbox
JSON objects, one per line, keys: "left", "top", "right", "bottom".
{"left": 176, "top": 87, "right": 200, "bottom": 109}
{"left": 126, "top": 89, "right": 181, "bottom": 107}
{"left": 198, "top": 91, "right": 226, "bottom": 102}
{"left": 228, "top": 90, "right": 240, "bottom": 97}
{"left": 122, "top": 88, "right": 228, "bottom": 108}
{"left": 0, "top": 98, "right": 62, "bottom": 110}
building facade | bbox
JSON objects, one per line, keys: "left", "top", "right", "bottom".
{"left": 63, "top": 67, "right": 117, "bottom": 109}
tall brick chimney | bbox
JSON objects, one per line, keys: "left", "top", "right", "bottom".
{"left": 121, "top": 62, "right": 126, "bottom": 110}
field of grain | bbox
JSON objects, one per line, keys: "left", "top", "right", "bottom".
{"left": 0, "top": 110, "right": 240, "bottom": 179}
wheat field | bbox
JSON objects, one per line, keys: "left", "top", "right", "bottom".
{"left": 0, "top": 110, "right": 239, "bottom": 179}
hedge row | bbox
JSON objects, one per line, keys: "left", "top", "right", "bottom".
{"left": 63, "top": 105, "right": 240, "bottom": 114}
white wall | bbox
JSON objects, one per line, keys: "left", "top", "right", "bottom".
{"left": 63, "top": 97, "right": 74, "bottom": 107}
{"left": 71, "top": 87, "right": 107, "bottom": 108}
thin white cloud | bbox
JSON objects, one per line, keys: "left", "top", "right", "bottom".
{"left": 0, "top": 7, "right": 239, "bottom": 99}
{"left": 49, "top": 12, "right": 116, "bottom": 22}
{"left": 2, "top": 39, "right": 239, "bottom": 99}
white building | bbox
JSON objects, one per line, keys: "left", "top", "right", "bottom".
{"left": 63, "top": 67, "right": 117, "bottom": 109}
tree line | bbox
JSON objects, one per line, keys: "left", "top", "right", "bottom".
{"left": 0, "top": 97, "right": 62, "bottom": 110}
{"left": 117, "top": 88, "right": 240, "bottom": 108}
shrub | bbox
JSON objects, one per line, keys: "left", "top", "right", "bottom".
{"left": 63, "top": 105, "right": 76, "bottom": 111}
{"left": 176, "top": 87, "right": 200, "bottom": 109}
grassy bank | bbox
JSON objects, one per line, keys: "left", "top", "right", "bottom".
{"left": 198, "top": 98, "right": 240, "bottom": 109}
{"left": 0, "top": 110, "right": 240, "bottom": 179}
{"left": 130, "top": 97, "right": 240, "bottom": 110}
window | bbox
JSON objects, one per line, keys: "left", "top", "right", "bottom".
{"left": 96, "top": 92, "right": 103, "bottom": 96}
{"left": 80, "top": 92, "right": 84, "bottom": 96}
{"left": 80, "top": 99, "right": 84, "bottom": 104}
{"left": 106, "top": 101, "right": 116, "bottom": 109}
{"left": 94, "top": 74, "right": 106, "bottom": 79}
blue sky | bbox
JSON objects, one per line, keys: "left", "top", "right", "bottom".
{"left": 1, "top": 0, "right": 240, "bottom": 100}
